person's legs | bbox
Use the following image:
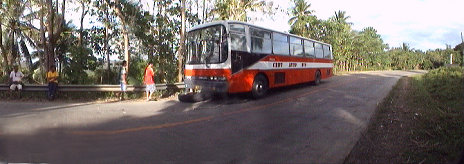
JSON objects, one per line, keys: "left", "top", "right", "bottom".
{"left": 152, "top": 85, "right": 157, "bottom": 100}
{"left": 146, "top": 91, "right": 149, "bottom": 101}
{"left": 145, "top": 84, "right": 151, "bottom": 101}
{"left": 146, "top": 84, "right": 156, "bottom": 101}
{"left": 17, "top": 84, "right": 22, "bottom": 98}
{"left": 149, "top": 91, "right": 154, "bottom": 100}
{"left": 9, "top": 84, "right": 15, "bottom": 90}
{"left": 149, "top": 84, "right": 155, "bottom": 100}
{"left": 10, "top": 84, "right": 16, "bottom": 98}
{"left": 52, "top": 83, "right": 58, "bottom": 99}
{"left": 120, "top": 83, "right": 126, "bottom": 100}
{"left": 48, "top": 82, "right": 53, "bottom": 100}
{"left": 9, "top": 84, "right": 16, "bottom": 98}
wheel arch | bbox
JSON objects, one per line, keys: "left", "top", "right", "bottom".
{"left": 255, "top": 72, "right": 269, "bottom": 84}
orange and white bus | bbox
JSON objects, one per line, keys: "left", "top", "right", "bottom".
{"left": 183, "top": 21, "right": 333, "bottom": 99}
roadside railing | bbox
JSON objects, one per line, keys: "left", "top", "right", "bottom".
{"left": 0, "top": 83, "right": 185, "bottom": 92}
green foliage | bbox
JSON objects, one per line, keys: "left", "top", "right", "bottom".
{"left": 93, "top": 67, "right": 119, "bottom": 84}
{"left": 61, "top": 46, "right": 97, "bottom": 84}
{"left": 214, "top": 0, "right": 272, "bottom": 21}
{"left": 0, "top": 74, "right": 8, "bottom": 83}
{"left": 422, "top": 67, "right": 463, "bottom": 101}
{"left": 18, "top": 68, "right": 34, "bottom": 84}
{"left": 127, "top": 57, "right": 147, "bottom": 85}
{"left": 32, "top": 68, "right": 46, "bottom": 84}
{"left": 408, "top": 68, "right": 464, "bottom": 163}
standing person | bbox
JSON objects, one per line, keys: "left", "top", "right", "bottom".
{"left": 9, "top": 65, "right": 24, "bottom": 98}
{"left": 46, "top": 65, "right": 59, "bottom": 100}
{"left": 119, "top": 60, "right": 128, "bottom": 100}
{"left": 143, "top": 63, "right": 156, "bottom": 101}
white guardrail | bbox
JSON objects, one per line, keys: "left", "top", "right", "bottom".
{"left": 0, "top": 83, "right": 185, "bottom": 92}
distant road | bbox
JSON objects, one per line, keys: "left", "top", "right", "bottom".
{"left": 0, "top": 70, "right": 426, "bottom": 163}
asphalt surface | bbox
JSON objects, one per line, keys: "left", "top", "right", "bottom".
{"left": 0, "top": 70, "right": 426, "bottom": 163}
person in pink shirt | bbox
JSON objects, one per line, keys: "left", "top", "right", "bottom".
{"left": 143, "top": 63, "right": 156, "bottom": 101}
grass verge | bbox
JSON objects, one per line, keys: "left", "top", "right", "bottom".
{"left": 345, "top": 67, "right": 464, "bottom": 163}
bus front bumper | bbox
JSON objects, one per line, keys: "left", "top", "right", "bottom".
{"left": 184, "top": 77, "right": 229, "bottom": 93}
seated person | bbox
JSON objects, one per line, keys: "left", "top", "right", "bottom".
{"left": 47, "top": 65, "right": 59, "bottom": 100}
{"left": 9, "top": 65, "right": 24, "bottom": 98}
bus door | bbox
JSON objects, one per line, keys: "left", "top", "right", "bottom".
{"left": 232, "top": 51, "right": 244, "bottom": 73}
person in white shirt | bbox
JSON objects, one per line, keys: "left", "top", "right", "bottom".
{"left": 9, "top": 65, "right": 24, "bottom": 98}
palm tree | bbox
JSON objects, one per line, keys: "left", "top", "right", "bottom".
{"left": 288, "top": 0, "right": 319, "bottom": 38}
{"left": 334, "top": 10, "right": 352, "bottom": 25}
{"left": 0, "top": 0, "right": 39, "bottom": 72}
{"left": 288, "top": 0, "right": 314, "bottom": 27}
{"left": 214, "top": 0, "right": 267, "bottom": 21}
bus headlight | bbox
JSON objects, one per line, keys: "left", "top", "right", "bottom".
{"left": 209, "top": 76, "right": 226, "bottom": 81}
{"left": 217, "top": 76, "right": 227, "bottom": 81}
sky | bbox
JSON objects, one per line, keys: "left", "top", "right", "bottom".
{"left": 251, "top": 0, "right": 464, "bottom": 51}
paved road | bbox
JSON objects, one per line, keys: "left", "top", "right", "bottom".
{"left": 0, "top": 70, "right": 426, "bottom": 163}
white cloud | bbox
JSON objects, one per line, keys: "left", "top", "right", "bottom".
{"left": 253, "top": 0, "right": 464, "bottom": 50}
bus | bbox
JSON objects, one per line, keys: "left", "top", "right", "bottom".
{"left": 182, "top": 20, "right": 333, "bottom": 100}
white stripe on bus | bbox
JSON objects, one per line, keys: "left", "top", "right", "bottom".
{"left": 248, "top": 61, "right": 333, "bottom": 70}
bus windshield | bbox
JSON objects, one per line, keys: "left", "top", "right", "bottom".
{"left": 186, "top": 25, "right": 228, "bottom": 64}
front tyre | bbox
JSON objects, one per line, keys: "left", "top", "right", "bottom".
{"left": 251, "top": 74, "right": 268, "bottom": 99}
{"left": 178, "top": 92, "right": 210, "bottom": 103}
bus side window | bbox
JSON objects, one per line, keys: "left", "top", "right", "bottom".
{"left": 230, "top": 24, "right": 247, "bottom": 51}
{"left": 315, "top": 43, "right": 323, "bottom": 58}
{"left": 304, "top": 40, "right": 315, "bottom": 58}
{"left": 323, "top": 45, "right": 331, "bottom": 59}
{"left": 273, "top": 32, "right": 289, "bottom": 55}
{"left": 251, "top": 28, "right": 272, "bottom": 54}
{"left": 290, "top": 37, "right": 304, "bottom": 56}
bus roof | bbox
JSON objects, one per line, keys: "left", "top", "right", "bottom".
{"left": 188, "top": 20, "right": 331, "bottom": 47}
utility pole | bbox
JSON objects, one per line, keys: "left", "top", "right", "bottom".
{"left": 461, "top": 32, "right": 464, "bottom": 67}
{"left": 450, "top": 54, "right": 453, "bottom": 64}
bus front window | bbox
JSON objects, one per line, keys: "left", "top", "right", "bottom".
{"left": 187, "top": 25, "right": 227, "bottom": 64}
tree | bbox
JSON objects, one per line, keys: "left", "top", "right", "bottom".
{"left": 78, "top": 0, "right": 90, "bottom": 47}
{"left": 288, "top": 0, "right": 313, "bottom": 35}
{"left": 288, "top": 0, "right": 320, "bottom": 40}
{"left": 334, "top": 10, "right": 351, "bottom": 25}
{"left": 105, "top": 0, "right": 130, "bottom": 72}
{"left": 213, "top": 0, "right": 271, "bottom": 21}
{"left": 0, "top": 0, "right": 39, "bottom": 73}
{"left": 0, "top": 0, "right": 8, "bottom": 75}
{"left": 177, "top": 0, "right": 186, "bottom": 82}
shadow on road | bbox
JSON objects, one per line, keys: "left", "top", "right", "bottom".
{"left": 0, "top": 71, "right": 426, "bottom": 163}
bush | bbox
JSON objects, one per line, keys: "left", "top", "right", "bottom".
{"left": 408, "top": 67, "right": 464, "bottom": 163}
{"left": 0, "top": 74, "right": 8, "bottom": 84}
{"left": 32, "top": 68, "right": 46, "bottom": 84}
{"left": 93, "top": 67, "right": 119, "bottom": 84}
{"left": 422, "top": 67, "right": 464, "bottom": 101}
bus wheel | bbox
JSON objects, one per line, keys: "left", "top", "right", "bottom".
{"left": 314, "top": 70, "right": 321, "bottom": 85}
{"left": 251, "top": 74, "right": 268, "bottom": 99}
{"left": 178, "top": 92, "right": 210, "bottom": 103}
